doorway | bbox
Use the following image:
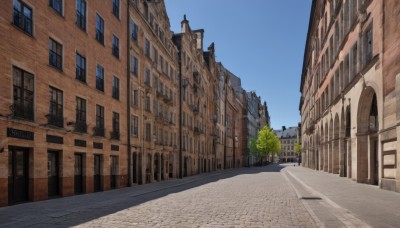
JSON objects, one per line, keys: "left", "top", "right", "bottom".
{"left": 371, "top": 139, "right": 379, "bottom": 185}
{"left": 94, "top": 155, "right": 102, "bottom": 192}
{"left": 132, "top": 152, "right": 137, "bottom": 184}
{"left": 74, "top": 154, "right": 84, "bottom": 194}
{"left": 48, "top": 151, "right": 60, "bottom": 197}
{"left": 110, "top": 156, "right": 118, "bottom": 189}
{"left": 8, "top": 148, "right": 29, "bottom": 205}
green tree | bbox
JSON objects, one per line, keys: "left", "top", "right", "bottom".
{"left": 295, "top": 141, "right": 302, "bottom": 155}
{"left": 256, "top": 125, "right": 281, "bottom": 163}
{"left": 248, "top": 137, "right": 259, "bottom": 158}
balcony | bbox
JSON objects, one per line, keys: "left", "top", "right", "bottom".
{"left": 47, "top": 114, "right": 63, "bottom": 128}
{"left": 193, "top": 71, "right": 200, "bottom": 84}
{"left": 191, "top": 105, "right": 199, "bottom": 114}
{"left": 13, "top": 103, "right": 34, "bottom": 121}
{"left": 93, "top": 127, "right": 105, "bottom": 137}
{"left": 74, "top": 121, "right": 87, "bottom": 133}
{"left": 110, "top": 131, "right": 120, "bottom": 140}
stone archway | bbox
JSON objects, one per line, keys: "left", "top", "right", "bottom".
{"left": 357, "top": 87, "right": 379, "bottom": 185}
{"left": 333, "top": 114, "right": 340, "bottom": 174}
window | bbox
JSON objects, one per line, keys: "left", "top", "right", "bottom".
{"left": 50, "top": 0, "right": 62, "bottom": 15}
{"left": 76, "top": 53, "right": 86, "bottom": 82}
{"left": 112, "top": 0, "right": 119, "bottom": 18}
{"left": 96, "top": 65, "right": 104, "bottom": 91}
{"left": 13, "top": 67, "right": 34, "bottom": 120}
{"left": 75, "top": 97, "right": 87, "bottom": 132}
{"left": 112, "top": 76, "right": 119, "bottom": 100}
{"left": 95, "top": 105, "right": 104, "bottom": 137}
{"left": 153, "top": 48, "right": 158, "bottom": 68}
{"left": 112, "top": 112, "right": 120, "bottom": 140}
{"left": 13, "top": 0, "right": 33, "bottom": 35}
{"left": 131, "top": 115, "right": 138, "bottom": 137}
{"left": 131, "top": 56, "right": 138, "bottom": 76}
{"left": 112, "top": 35, "right": 119, "bottom": 58}
{"left": 351, "top": 43, "right": 358, "bottom": 80}
{"left": 364, "top": 27, "right": 373, "bottom": 64}
{"left": 131, "top": 19, "right": 138, "bottom": 41}
{"left": 133, "top": 89, "right": 138, "bottom": 107}
{"left": 76, "top": 0, "right": 86, "bottom": 30}
{"left": 96, "top": 14, "right": 104, "bottom": 44}
{"left": 145, "top": 68, "right": 151, "bottom": 86}
{"left": 145, "top": 95, "right": 151, "bottom": 112}
{"left": 145, "top": 123, "right": 151, "bottom": 142}
{"left": 49, "top": 38, "right": 62, "bottom": 70}
{"left": 49, "top": 87, "right": 63, "bottom": 127}
{"left": 144, "top": 38, "right": 150, "bottom": 58}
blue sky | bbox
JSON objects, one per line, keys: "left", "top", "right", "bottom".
{"left": 165, "top": 0, "right": 312, "bottom": 130}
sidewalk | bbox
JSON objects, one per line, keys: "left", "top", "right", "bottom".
{"left": 285, "top": 166, "right": 400, "bottom": 227}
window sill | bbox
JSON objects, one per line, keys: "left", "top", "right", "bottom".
{"left": 48, "top": 64, "right": 64, "bottom": 73}
{"left": 11, "top": 23, "right": 34, "bottom": 38}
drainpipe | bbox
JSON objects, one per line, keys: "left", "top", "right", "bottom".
{"left": 126, "top": 0, "right": 132, "bottom": 187}
{"left": 178, "top": 40, "right": 183, "bottom": 179}
{"left": 223, "top": 75, "right": 228, "bottom": 169}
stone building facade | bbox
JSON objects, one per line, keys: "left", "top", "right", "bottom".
{"left": 274, "top": 127, "right": 299, "bottom": 163}
{"left": 300, "top": 0, "right": 400, "bottom": 192}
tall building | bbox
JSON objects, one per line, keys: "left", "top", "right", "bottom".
{"left": 0, "top": 0, "right": 129, "bottom": 206}
{"left": 128, "top": 0, "right": 179, "bottom": 185}
{"left": 173, "top": 15, "right": 217, "bottom": 176}
{"left": 274, "top": 127, "right": 299, "bottom": 163}
{"left": 217, "top": 62, "right": 244, "bottom": 169}
{"left": 0, "top": 0, "right": 270, "bottom": 207}
{"left": 300, "top": 0, "right": 400, "bottom": 192}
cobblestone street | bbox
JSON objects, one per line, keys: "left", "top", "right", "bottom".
{"left": 1, "top": 164, "right": 400, "bottom": 227}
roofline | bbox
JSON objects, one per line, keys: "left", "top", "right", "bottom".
{"left": 300, "top": 0, "right": 316, "bottom": 94}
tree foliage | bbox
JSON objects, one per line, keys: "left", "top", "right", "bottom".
{"left": 248, "top": 137, "right": 258, "bottom": 157}
{"left": 295, "top": 141, "right": 302, "bottom": 154}
{"left": 256, "top": 125, "right": 281, "bottom": 158}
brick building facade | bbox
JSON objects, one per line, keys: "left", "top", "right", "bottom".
{"left": 0, "top": 0, "right": 270, "bottom": 207}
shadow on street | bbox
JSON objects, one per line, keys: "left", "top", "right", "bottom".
{"left": 0, "top": 164, "right": 284, "bottom": 227}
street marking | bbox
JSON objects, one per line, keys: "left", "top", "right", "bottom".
{"left": 285, "top": 169, "right": 371, "bottom": 228}
{"left": 282, "top": 170, "right": 324, "bottom": 228}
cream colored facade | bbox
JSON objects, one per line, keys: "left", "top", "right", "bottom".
{"left": 300, "top": 0, "right": 400, "bottom": 192}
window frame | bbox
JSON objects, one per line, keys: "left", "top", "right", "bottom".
{"left": 49, "top": 86, "right": 64, "bottom": 127}
{"left": 96, "top": 64, "right": 105, "bottom": 92}
{"left": 112, "top": 0, "right": 120, "bottom": 18}
{"left": 95, "top": 13, "right": 104, "bottom": 45}
{"left": 12, "top": 66, "right": 34, "bottom": 121}
{"left": 112, "top": 76, "right": 120, "bottom": 100}
{"left": 112, "top": 111, "right": 120, "bottom": 140}
{"left": 49, "top": 0, "right": 63, "bottom": 15}
{"left": 76, "top": 0, "right": 87, "bottom": 31}
{"left": 95, "top": 104, "right": 105, "bottom": 137}
{"left": 13, "top": 0, "right": 33, "bottom": 35}
{"left": 49, "top": 38, "right": 63, "bottom": 70}
{"left": 76, "top": 53, "right": 86, "bottom": 82}
{"left": 75, "top": 97, "right": 87, "bottom": 133}
{"left": 112, "top": 35, "right": 120, "bottom": 58}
